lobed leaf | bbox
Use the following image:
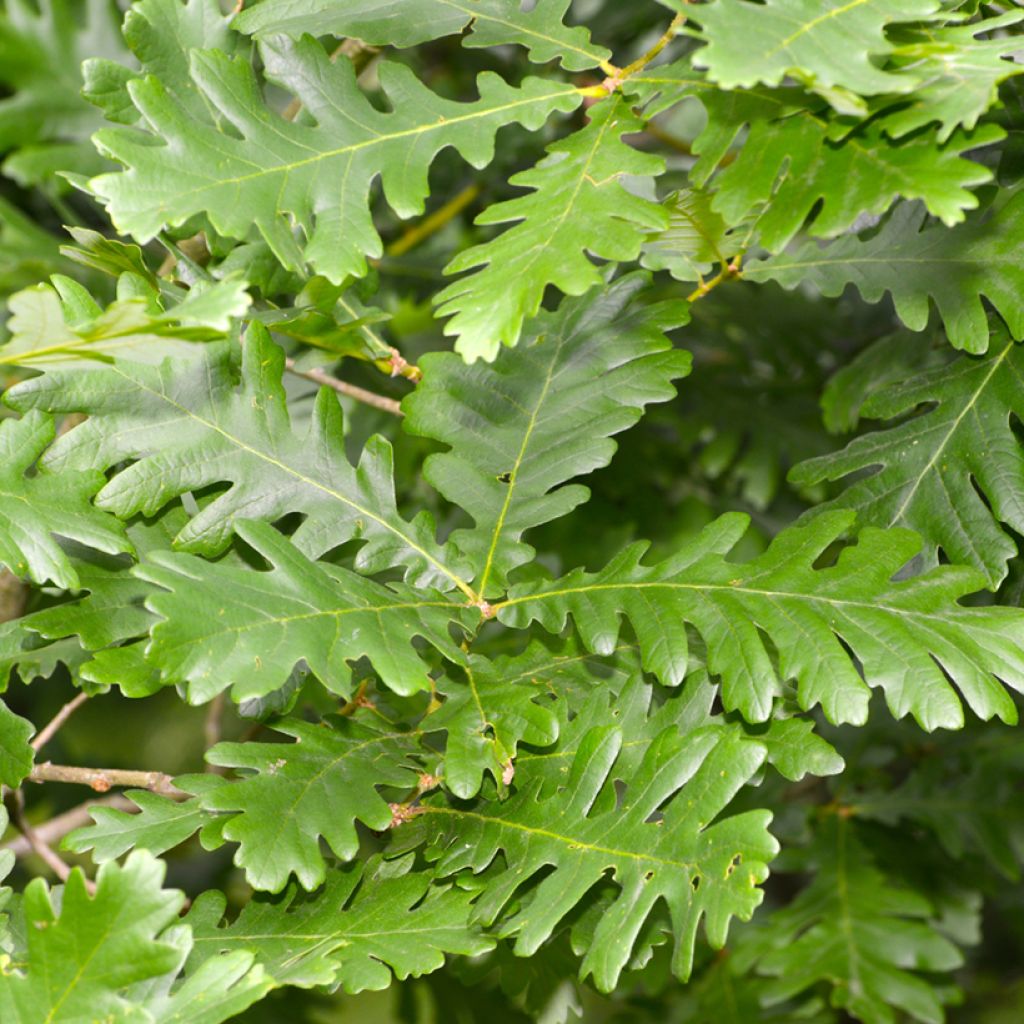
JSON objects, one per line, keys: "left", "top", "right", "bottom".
{"left": 235, "top": 0, "right": 612, "bottom": 71}
{"left": 745, "top": 192, "right": 1024, "bottom": 353}
{"left": 137, "top": 520, "right": 472, "bottom": 703}
{"left": 792, "top": 328, "right": 1024, "bottom": 588}
{"left": 186, "top": 858, "right": 493, "bottom": 991}
{"left": 5, "top": 324, "right": 470, "bottom": 592}
{"left": 89, "top": 34, "right": 583, "bottom": 285}
{"left": 497, "top": 511, "right": 1024, "bottom": 729}
{"left": 434, "top": 99, "right": 668, "bottom": 360}
{"left": 405, "top": 274, "right": 690, "bottom": 593}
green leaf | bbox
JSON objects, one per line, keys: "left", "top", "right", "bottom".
{"left": 0, "top": 851, "right": 184, "bottom": 1023}
{"left": 791, "top": 329, "right": 1024, "bottom": 589}
{"left": 186, "top": 857, "right": 492, "bottom": 990}
{"left": 5, "top": 324, "right": 470, "bottom": 593}
{"left": 631, "top": 61, "right": 1000, "bottom": 251}
{"left": 89, "top": 35, "right": 583, "bottom": 284}
{"left": 405, "top": 275, "right": 689, "bottom": 594}
{"left": 0, "top": 411, "right": 130, "bottom": 588}
{"left": 83, "top": 0, "right": 245, "bottom": 126}
{"left": 879, "top": 10, "right": 1024, "bottom": 142}
{"left": 401, "top": 721, "right": 777, "bottom": 991}
{"left": 745, "top": 192, "right": 1024, "bottom": 353}
{"left": 138, "top": 520, "right": 472, "bottom": 703}
{"left": 234, "top": 0, "right": 612, "bottom": 71}
{"left": 434, "top": 99, "right": 668, "bottom": 360}
{"left": 201, "top": 714, "right": 423, "bottom": 893}
{"left": 819, "top": 330, "right": 937, "bottom": 434}
{"left": 425, "top": 654, "right": 559, "bottom": 800}
{"left": 690, "top": 0, "right": 942, "bottom": 103}
{"left": 0, "top": 698, "right": 33, "bottom": 788}
{"left": 750, "top": 818, "right": 966, "bottom": 1024}
{"left": 641, "top": 189, "right": 745, "bottom": 284}
{"left": 63, "top": 776, "right": 221, "bottom": 863}
{"left": 497, "top": 511, "right": 1024, "bottom": 730}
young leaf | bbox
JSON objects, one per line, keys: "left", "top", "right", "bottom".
{"left": 139, "top": 520, "right": 471, "bottom": 703}
{"left": 497, "top": 511, "right": 1024, "bottom": 730}
{"left": 434, "top": 99, "right": 668, "bottom": 360}
{"left": 405, "top": 274, "right": 690, "bottom": 594}
{"left": 186, "top": 858, "right": 493, "bottom": 990}
{"left": 745, "top": 193, "right": 1024, "bottom": 353}
{"left": 200, "top": 714, "right": 423, "bottom": 893}
{"left": 401, "top": 722, "right": 776, "bottom": 991}
{"left": 234, "top": 0, "right": 612, "bottom": 71}
{"left": 424, "top": 654, "right": 559, "bottom": 800}
{"left": 1, "top": 273, "right": 249, "bottom": 370}
{"left": 89, "top": 35, "right": 583, "bottom": 284}
{"left": 63, "top": 776, "right": 221, "bottom": 863}
{"left": 0, "top": 852, "right": 184, "bottom": 1022}
{"left": 0, "top": 411, "right": 130, "bottom": 589}
{"left": 5, "top": 325, "right": 471, "bottom": 593}
{"left": 792, "top": 329, "right": 1024, "bottom": 589}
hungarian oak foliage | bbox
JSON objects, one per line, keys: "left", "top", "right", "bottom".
{"left": 3, "top": 0, "right": 1024, "bottom": 1021}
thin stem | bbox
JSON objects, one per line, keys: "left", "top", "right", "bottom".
{"left": 386, "top": 183, "right": 481, "bottom": 258}
{"left": 31, "top": 692, "right": 89, "bottom": 753}
{"left": 285, "top": 357, "right": 403, "bottom": 416}
{"left": 686, "top": 253, "right": 744, "bottom": 303}
{"left": 28, "top": 762, "right": 188, "bottom": 800}
{"left": 605, "top": 11, "right": 687, "bottom": 92}
{"left": 4, "top": 790, "right": 92, "bottom": 892}
{"left": 1, "top": 794, "right": 136, "bottom": 857}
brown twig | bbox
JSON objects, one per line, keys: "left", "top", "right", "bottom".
{"left": 31, "top": 692, "right": 89, "bottom": 753}
{"left": 4, "top": 790, "right": 93, "bottom": 892}
{"left": 28, "top": 762, "right": 188, "bottom": 800}
{"left": 1, "top": 794, "right": 136, "bottom": 857}
{"left": 285, "top": 358, "right": 404, "bottom": 416}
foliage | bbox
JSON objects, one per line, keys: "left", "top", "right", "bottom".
{"left": 0, "top": 2, "right": 1023, "bottom": 1023}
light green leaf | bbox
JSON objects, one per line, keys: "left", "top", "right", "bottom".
{"left": 0, "top": 411, "right": 130, "bottom": 588}
{"left": 0, "top": 273, "right": 248, "bottom": 370}
{"left": 138, "top": 520, "right": 472, "bottom": 702}
{"left": 201, "top": 715, "right": 423, "bottom": 893}
{"left": 434, "top": 99, "right": 668, "bottom": 360}
{"left": 234, "top": 0, "right": 612, "bottom": 71}
{"left": 89, "top": 35, "right": 583, "bottom": 284}
{"left": 5, "top": 324, "right": 471, "bottom": 593}
{"left": 745, "top": 192, "right": 1024, "bottom": 353}
{"left": 425, "top": 654, "right": 559, "bottom": 800}
{"left": 880, "top": 10, "right": 1024, "bottom": 141}
{"left": 497, "top": 511, "right": 1024, "bottom": 730}
{"left": 690, "top": 0, "right": 942, "bottom": 102}
{"left": 629, "top": 61, "right": 999, "bottom": 251}
{"left": 641, "top": 188, "right": 745, "bottom": 284}
{"left": 792, "top": 329, "right": 1024, "bottom": 589}
{"left": 63, "top": 776, "right": 221, "bottom": 863}
{"left": 186, "top": 858, "right": 493, "bottom": 990}
{"left": 405, "top": 275, "right": 689, "bottom": 594}
{"left": 0, "top": 852, "right": 184, "bottom": 1023}
{"left": 401, "top": 721, "right": 776, "bottom": 991}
